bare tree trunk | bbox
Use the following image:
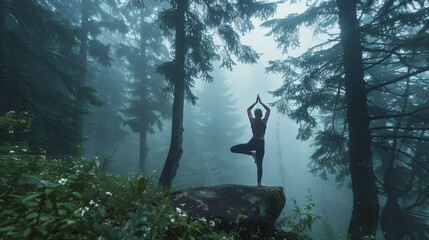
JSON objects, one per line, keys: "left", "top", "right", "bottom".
{"left": 336, "top": 0, "right": 380, "bottom": 239}
{"left": 138, "top": 9, "right": 148, "bottom": 172}
{"left": 73, "top": 0, "right": 89, "bottom": 150}
{"left": 139, "top": 130, "right": 148, "bottom": 172}
{"left": 0, "top": 0, "right": 4, "bottom": 60}
{"left": 158, "top": 0, "right": 187, "bottom": 188}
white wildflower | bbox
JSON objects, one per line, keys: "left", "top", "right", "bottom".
{"left": 199, "top": 217, "right": 207, "bottom": 222}
{"left": 9, "top": 150, "right": 15, "bottom": 154}
{"left": 22, "top": 148, "right": 27, "bottom": 152}
{"left": 58, "top": 178, "right": 67, "bottom": 185}
{"left": 8, "top": 129, "right": 13, "bottom": 134}
{"left": 209, "top": 220, "right": 215, "bottom": 227}
{"left": 77, "top": 207, "right": 90, "bottom": 216}
{"left": 106, "top": 192, "right": 112, "bottom": 196}
{"left": 89, "top": 200, "right": 96, "bottom": 205}
{"left": 176, "top": 207, "right": 182, "bottom": 213}
{"left": 170, "top": 218, "right": 175, "bottom": 223}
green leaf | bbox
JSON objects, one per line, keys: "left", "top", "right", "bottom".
{"left": 68, "top": 174, "right": 77, "bottom": 180}
{"left": 45, "top": 188, "right": 54, "bottom": 196}
{"left": 97, "top": 206, "right": 106, "bottom": 217}
{"left": 25, "top": 212, "right": 39, "bottom": 220}
{"left": 58, "top": 209, "right": 67, "bottom": 216}
{"left": 22, "top": 192, "right": 41, "bottom": 202}
{"left": 0, "top": 225, "right": 15, "bottom": 232}
{"left": 72, "top": 192, "right": 83, "bottom": 199}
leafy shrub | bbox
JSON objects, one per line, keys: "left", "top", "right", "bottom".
{"left": 0, "top": 112, "right": 230, "bottom": 239}
{"left": 275, "top": 190, "right": 321, "bottom": 240}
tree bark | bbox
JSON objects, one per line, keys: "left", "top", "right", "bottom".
{"left": 139, "top": 8, "right": 148, "bottom": 172}
{"left": 336, "top": 0, "right": 380, "bottom": 239}
{"left": 158, "top": 0, "right": 187, "bottom": 188}
{"left": 0, "top": 0, "right": 4, "bottom": 60}
{"left": 73, "top": 0, "right": 89, "bottom": 149}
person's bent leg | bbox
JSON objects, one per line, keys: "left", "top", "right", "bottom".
{"left": 230, "top": 143, "right": 252, "bottom": 155}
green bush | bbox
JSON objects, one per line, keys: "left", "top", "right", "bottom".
{"left": 0, "top": 112, "right": 231, "bottom": 239}
{"left": 275, "top": 190, "right": 321, "bottom": 240}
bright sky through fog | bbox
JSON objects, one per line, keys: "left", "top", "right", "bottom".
{"left": 204, "top": 2, "right": 352, "bottom": 223}
{"left": 220, "top": 1, "right": 314, "bottom": 124}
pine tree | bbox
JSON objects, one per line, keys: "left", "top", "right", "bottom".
{"left": 175, "top": 69, "right": 250, "bottom": 186}
{"left": 0, "top": 0, "right": 100, "bottom": 156}
{"left": 41, "top": 0, "right": 128, "bottom": 151}
{"left": 83, "top": 63, "right": 128, "bottom": 156}
{"left": 197, "top": 70, "right": 249, "bottom": 184}
{"left": 262, "top": 0, "right": 429, "bottom": 238}
{"left": 157, "top": 0, "right": 277, "bottom": 188}
{"left": 118, "top": 0, "right": 171, "bottom": 172}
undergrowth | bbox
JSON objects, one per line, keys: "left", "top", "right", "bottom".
{"left": 0, "top": 112, "right": 232, "bottom": 239}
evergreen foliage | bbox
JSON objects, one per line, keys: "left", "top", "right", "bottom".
{"left": 83, "top": 64, "right": 128, "bottom": 156}
{"left": 175, "top": 71, "right": 251, "bottom": 186}
{"left": 0, "top": 0, "right": 100, "bottom": 156}
{"left": 117, "top": 0, "right": 171, "bottom": 172}
{"left": 157, "top": 0, "right": 278, "bottom": 187}
{"left": 263, "top": 0, "right": 429, "bottom": 238}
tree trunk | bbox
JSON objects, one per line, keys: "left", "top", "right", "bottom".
{"left": 158, "top": 0, "right": 187, "bottom": 188}
{"left": 336, "top": 0, "right": 380, "bottom": 239}
{"left": 73, "top": 0, "right": 89, "bottom": 149}
{"left": 0, "top": 0, "right": 4, "bottom": 60}
{"left": 139, "top": 130, "right": 148, "bottom": 172}
{"left": 139, "top": 8, "right": 148, "bottom": 172}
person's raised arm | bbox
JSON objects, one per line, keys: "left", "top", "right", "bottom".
{"left": 258, "top": 96, "right": 271, "bottom": 123}
{"left": 247, "top": 95, "right": 258, "bottom": 122}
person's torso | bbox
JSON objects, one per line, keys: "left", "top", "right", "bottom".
{"left": 251, "top": 120, "right": 266, "bottom": 139}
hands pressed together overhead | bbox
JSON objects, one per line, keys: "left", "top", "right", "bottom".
{"left": 256, "top": 94, "right": 260, "bottom": 103}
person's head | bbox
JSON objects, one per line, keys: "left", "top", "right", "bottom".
{"left": 254, "top": 108, "right": 263, "bottom": 119}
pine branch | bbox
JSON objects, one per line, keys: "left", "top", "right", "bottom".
{"left": 373, "top": 134, "right": 429, "bottom": 142}
{"left": 370, "top": 106, "right": 429, "bottom": 121}
{"left": 366, "top": 65, "right": 429, "bottom": 93}
{"left": 370, "top": 126, "right": 429, "bottom": 132}
{"left": 374, "top": 143, "right": 429, "bottom": 172}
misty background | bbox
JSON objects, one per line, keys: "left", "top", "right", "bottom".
{"left": 11, "top": 0, "right": 429, "bottom": 239}
{"left": 86, "top": 2, "right": 354, "bottom": 237}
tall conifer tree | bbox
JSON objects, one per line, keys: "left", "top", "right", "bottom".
{"left": 157, "top": 0, "right": 277, "bottom": 188}
{"left": 263, "top": 0, "right": 429, "bottom": 238}
{"left": 118, "top": 0, "right": 171, "bottom": 172}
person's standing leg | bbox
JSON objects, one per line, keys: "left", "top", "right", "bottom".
{"left": 256, "top": 140, "right": 265, "bottom": 186}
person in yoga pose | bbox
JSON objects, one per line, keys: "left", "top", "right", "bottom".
{"left": 230, "top": 94, "right": 270, "bottom": 187}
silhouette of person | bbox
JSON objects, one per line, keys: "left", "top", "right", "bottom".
{"left": 231, "top": 94, "right": 270, "bottom": 187}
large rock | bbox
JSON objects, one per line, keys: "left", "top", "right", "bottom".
{"left": 171, "top": 184, "right": 285, "bottom": 236}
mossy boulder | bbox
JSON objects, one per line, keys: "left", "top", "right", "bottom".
{"left": 171, "top": 184, "right": 285, "bottom": 237}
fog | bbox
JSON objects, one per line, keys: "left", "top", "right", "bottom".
{"left": 106, "top": 2, "right": 353, "bottom": 237}
{"left": 7, "top": 0, "right": 428, "bottom": 239}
